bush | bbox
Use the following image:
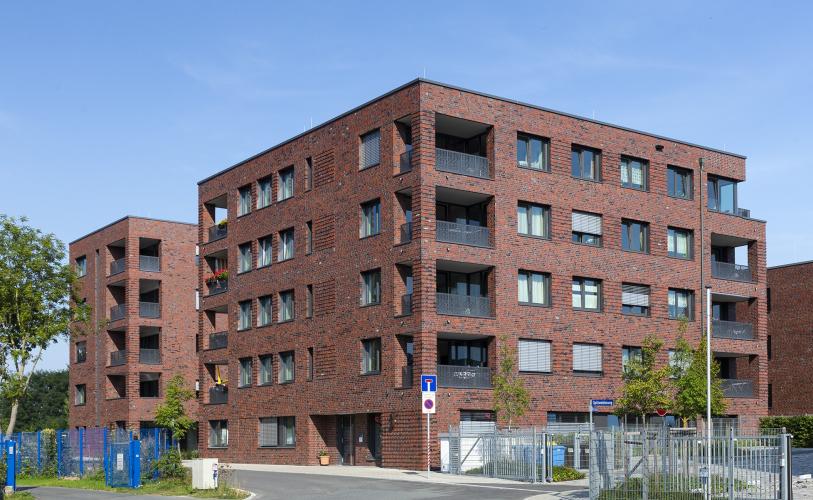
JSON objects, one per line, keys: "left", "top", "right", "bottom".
{"left": 760, "top": 415, "right": 813, "bottom": 447}
{"left": 152, "top": 449, "right": 186, "bottom": 480}
{"left": 552, "top": 465, "right": 585, "bottom": 482}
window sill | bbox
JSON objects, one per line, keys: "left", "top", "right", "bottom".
{"left": 257, "top": 263, "right": 272, "bottom": 270}
{"left": 360, "top": 371, "right": 381, "bottom": 376}
{"left": 277, "top": 319, "right": 294, "bottom": 325}
{"left": 256, "top": 202, "right": 273, "bottom": 211}
{"left": 238, "top": 385, "right": 251, "bottom": 389}
{"left": 667, "top": 254, "right": 693, "bottom": 261}
{"left": 621, "top": 312, "right": 650, "bottom": 318}
{"left": 277, "top": 196, "right": 294, "bottom": 204}
{"left": 517, "top": 164, "right": 551, "bottom": 173}
{"left": 359, "top": 163, "right": 380, "bottom": 171}
{"left": 667, "top": 194, "right": 694, "bottom": 202}
{"left": 668, "top": 317, "right": 695, "bottom": 322}
{"left": 621, "top": 248, "right": 650, "bottom": 255}
{"left": 360, "top": 232, "right": 381, "bottom": 241}
{"left": 237, "top": 212, "right": 251, "bottom": 219}
{"left": 571, "top": 240, "right": 602, "bottom": 248}
{"left": 572, "top": 307, "right": 602, "bottom": 313}
{"left": 571, "top": 175, "right": 602, "bottom": 183}
{"left": 519, "top": 233, "right": 551, "bottom": 241}
{"left": 621, "top": 184, "right": 648, "bottom": 192}
{"left": 237, "top": 269, "right": 253, "bottom": 275}
{"left": 519, "top": 302, "right": 551, "bottom": 308}
{"left": 359, "top": 302, "right": 381, "bottom": 309}
{"left": 258, "top": 382, "right": 273, "bottom": 387}
{"left": 256, "top": 323, "right": 273, "bottom": 330}
{"left": 278, "top": 380, "right": 295, "bottom": 385}
{"left": 259, "top": 445, "right": 296, "bottom": 449}
{"left": 572, "top": 371, "right": 603, "bottom": 377}
{"left": 208, "top": 446, "right": 228, "bottom": 450}
{"left": 519, "top": 371, "right": 552, "bottom": 375}
{"left": 277, "top": 257, "right": 294, "bottom": 264}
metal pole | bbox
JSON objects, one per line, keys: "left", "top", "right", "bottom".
{"left": 426, "top": 413, "right": 430, "bottom": 480}
{"left": 706, "top": 285, "right": 713, "bottom": 500}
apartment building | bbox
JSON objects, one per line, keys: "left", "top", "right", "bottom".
{"left": 767, "top": 260, "right": 813, "bottom": 415}
{"left": 196, "top": 79, "right": 767, "bottom": 469}
{"left": 69, "top": 216, "right": 198, "bottom": 439}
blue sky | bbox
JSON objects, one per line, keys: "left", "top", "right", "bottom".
{"left": 2, "top": 1, "right": 811, "bottom": 370}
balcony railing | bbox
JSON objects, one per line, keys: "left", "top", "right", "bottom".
{"left": 400, "top": 222, "right": 413, "bottom": 244}
{"left": 207, "top": 280, "right": 228, "bottom": 296}
{"left": 209, "top": 386, "right": 228, "bottom": 405}
{"left": 435, "top": 148, "right": 489, "bottom": 179}
{"left": 401, "top": 293, "right": 413, "bottom": 316}
{"left": 437, "top": 364, "right": 491, "bottom": 389}
{"left": 110, "top": 350, "right": 126, "bottom": 366}
{"left": 736, "top": 207, "right": 751, "bottom": 218}
{"left": 712, "top": 260, "right": 752, "bottom": 282}
{"left": 402, "top": 365, "right": 414, "bottom": 388}
{"left": 436, "top": 220, "right": 490, "bottom": 247}
{"left": 209, "top": 331, "right": 227, "bottom": 350}
{"left": 110, "top": 258, "right": 126, "bottom": 276}
{"left": 721, "top": 379, "right": 754, "bottom": 398}
{"left": 436, "top": 292, "right": 491, "bottom": 317}
{"left": 110, "top": 304, "right": 126, "bottom": 322}
{"left": 139, "top": 349, "right": 161, "bottom": 364}
{"left": 208, "top": 224, "right": 228, "bottom": 242}
{"left": 712, "top": 320, "right": 754, "bottom": 340}
{"left": 139, "top": 255, "right": 160, "bottom": 272}
{"left": 139, "top": 302, "right": 160, "bottom": 319}
{"left": 400, "top": 149, "right": 413, "bottom": 174}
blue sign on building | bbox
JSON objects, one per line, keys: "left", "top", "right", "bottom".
{"left": 420, "top": 374, "right": 437, "bottom": 393}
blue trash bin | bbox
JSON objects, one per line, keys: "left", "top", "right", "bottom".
{"left": 552, "top": 445, "right": 566, "bottom": 466}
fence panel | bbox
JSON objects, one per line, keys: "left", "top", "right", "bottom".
{"left": 139, "top": 427, "right": 171, "bottom": 480}
{"left": 106, "top": 440, "right": 131, "bottom": 488}
{"left": 444, "top": 427, "right": 548, "bottom": 483}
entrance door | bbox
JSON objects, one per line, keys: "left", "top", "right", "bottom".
{"left": 337, "top": 415, "right": 354, "bottom": 465}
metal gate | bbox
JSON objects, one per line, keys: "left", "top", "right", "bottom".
{"left": 444, "top": 426, "right": 551, "bottom": 482}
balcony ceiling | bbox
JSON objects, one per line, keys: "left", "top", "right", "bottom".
{"left": 437, "top": 331, "right": 491, "bottom": 341}
{"left": 436, "top": 186, "right": 490, "bottom": 205}
{"left": 711, "top": 233, "right": 752, "bottom": 247}
{"left": 139, "top": 237, "right": 160, "bottom": 248}
{"left": 107, "top": 238, "right": 125, "bottom": 249}
{"left": 139, "top": 279, "right": 160, "bottom": 293}
{"left": 436, "top": 113, "right": 490, "bottom": 139}
{"left": 437, "top": 259, "right": 491, "bottom": 273}
{"left": 711, "top": 291, "right": 750, "bottom": 303}
{"left": 713, "top": 352, "right": 751, "bottom": 358}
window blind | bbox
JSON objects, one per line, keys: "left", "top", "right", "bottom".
{"left": 572, "top": 211, "right": 602, "bottom": 235}
{"left": 573, "top": 343, "right": 602, "bottom": 372}
{"left": 360, "top": 130, "right": 381, "bottom": 169}
{"left": 519, "top": 339, "right": 551, "bottom": 372}
{"left": 621, "top": 284, "right": 650, "bottom": 307}
{"left": 259, "top": 417, "right": 278, "bottom": 447}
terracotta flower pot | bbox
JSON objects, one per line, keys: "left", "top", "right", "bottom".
{"left": 319, "top": 455, "right": 330, "bottom": 466}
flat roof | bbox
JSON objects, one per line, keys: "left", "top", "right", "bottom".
{"left": 70, "top": 215, "right": 196, "bottom": 245}
{"left": 768, "top": 259, "right": 813, "bottom": 271}
{"left": 198, "top": 78, "right": 747, "bottom": 185}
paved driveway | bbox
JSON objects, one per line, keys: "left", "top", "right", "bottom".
{"left": 795, "top": 448, "right": 813, "bottom": 476}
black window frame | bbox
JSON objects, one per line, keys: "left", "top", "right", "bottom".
{"left": 238, "top": 357, "right": 253, "bottom": 388}
{"left": 571, "top": 145, "right": 602, "bottom": 181}
{"left": 278, "top": 166, "right": 295, "bottom": 202}
{"left": 517, "top": 201, "right": 551, "bottom": 239}
{"left": 667, "top": 165, "right": 693, "bottom": 200}
{"left": 620, "top": 155, "right": 649, "bottom": 191}
{"left": 278, "top": 351, "right": 295, "bottom": 383}
{"left": 621, "top": 219, "right": 650, "bottom": 253}
{"left": 518, "top": 270, "right": 551, "bottom": 306}
{"left": 667, "top": 227, "right": 693, "bottom": 259}
{"left": 516, "top": 133, "right": 551, "bottom": 172}
{"left": 572, "top": 277, "right": 602, "bottom": 312}
{"left": 668, "top": 288, "right": 695, "bottom": 320}
{"left": 75, "top": 341, "right": 87, "bottom": 363}
{"left": 361, "top": 337, "right": 382, "bottom": 375}
{"left": 621, "top": 283, "right": 651, "bottom": 317}
{"left": 360, "top": 269, "right": 382, "bottom": 306}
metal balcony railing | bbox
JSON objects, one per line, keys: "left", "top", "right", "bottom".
{"left": 139, "top": 255, "right": 160, "bottom": 272}
{"left": 110, "top": 350, "right": 126, "bottom": 366}
{"left": 139, "top": 349, "right": 161, "bottom": 364}
{"left": 721, "top": 379, "right": 754, "bottom": 398}
{"left": 400, "top": 222, "right": 413, "bottom": 244}
{"left": 436, "top": 292, "right": 491, "bottom": 317}
{"left": 402, "top": 365, "right": 414, "bottom": 388}
{"left": 400, "top": 149, "right": 413, "bottom": 174}
{"left": 436, "top": 220, "right": 490, "bottom": 247}
{"left": 208, "top": 224, "right": 228, "bottom": 242}
{"left": 139, "top": 302, "right": 160, "bottom": 318}
{"left": 207, "top": 280, "right": 228, "bottom": 296}
{"left": 110, "top": 304, "right": 126, "bottom": 322}
{"left": 435, "top": 148, "right": 489, "bottom": 179}
{"left": 712, "top": 320, "right": 754, "bottom": 340}
{"left": 401, "top": 293, "right": 413, "bottom": 316}
{"left": 110, "top": 258, "right": 126, "bottom": 276}
{"left": 209, "top": 331, "right": 227, "bottom": 350}
{"left": 209, "top": 386, "right": 228, "bottom": 405}
{"left": 736, "top": 207, "right": 751, "bottom": 218}
{"left": 712, "top": 260, "right": 752, "bottom": 282}
{"left": 437, "top": 364, "right": 491, "bottom": 389}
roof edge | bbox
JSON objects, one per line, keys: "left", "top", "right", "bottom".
{"left": 768, "top": 259, "right": 813, "bottom": 271}
{"left": 70, "top": 215, "right": 196, "bottom": 245}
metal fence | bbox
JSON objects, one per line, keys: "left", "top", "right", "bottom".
{"left": 443, "top": 426, "right": 551, "bottom": 482}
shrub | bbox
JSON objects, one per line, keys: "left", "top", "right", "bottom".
{"left": 552, "top": 465, "right": 585, "bottom": 482}
{"left": 152, "top": 449, "right": 186, "bottom": 480}
{"left": 760, "top": 415, "right": 813, "bottom": 447}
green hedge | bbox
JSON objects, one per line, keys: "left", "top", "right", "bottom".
{"left": 760, "top": 415, "right": 813, "bottom": 447}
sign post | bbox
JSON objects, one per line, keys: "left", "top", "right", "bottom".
{"left": 421, "top": 374, "right": 437, "bottom": 480}
{"left": 589, "top": 399, "right": 614, "bottom": 429}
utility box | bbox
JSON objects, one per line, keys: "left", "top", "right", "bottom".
{"left": 191, "top": 458, "right": 219, "bottom": 489}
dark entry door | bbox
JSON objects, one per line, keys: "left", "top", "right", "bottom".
{"left": 337, "top": 415, "right": 354, "bottom": 465}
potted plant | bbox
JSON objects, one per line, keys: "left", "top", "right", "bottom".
{"left": 205, "top": 270, "right": 229, "bottom": 285}
{"left": 318, "top": 450, "right": 330, "bottom": 466}
{"left": 217, "top": 218, "right": 228, "bottom": 229}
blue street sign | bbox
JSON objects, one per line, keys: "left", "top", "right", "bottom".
{"left": 420, "top": 374, "right": 437, "bottom": 393}
{"left": 591, "top": 399, "right": 614, "bottom": 407}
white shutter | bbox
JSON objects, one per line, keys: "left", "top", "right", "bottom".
{"left": 259, "top": 417, "right": 278, "bottom": 447}
{"left": 519, "top": 339, "right": 551, "bottom": 372}
{"left": 621, "top": 284, "right": 650, "bottom": 307}
{"left": 573, "top": 343, "right": 602, "bottom": 372}
{"left": 360, "top": 130, "right": 381, "bottom": 169}
{"left": 572, "top": 211, "right": 602, "bottom": 235}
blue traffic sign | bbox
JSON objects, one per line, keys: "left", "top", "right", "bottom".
{"left": 591, "top": 399, "right": 614, "bottom": 407}
{"left": 421, "top": 374, "right": 437, "bottom": 393}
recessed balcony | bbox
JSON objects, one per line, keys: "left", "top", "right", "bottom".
{"left": 110, "top": 349, "right": 126, "bottom": 367}
{"left": 209, "top": 385, "right": 228, "bottom": 405}
{"left": 712, "top": 319, "right": 754, "bottom": 341}
{"left": 721, "top": 379, "right": 754, "bottom": 398}
{"left": 434, "top": 114, "right": 491, "bottom": 179}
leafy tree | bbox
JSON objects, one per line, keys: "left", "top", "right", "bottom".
{"left": 492, "top": 335, "right": 530, "bottom": 430}
{"left": 671, "top": 335, "right": 727, "bottom": 426}
{"left": 615, "top": 335, "right": 671, "bottom": 425}
{"left": 0, "top": 369, "right": 68, "bottom": 431}
{"left": 0, "top": 215, "right": 88, "bottom": 435}
{"left": 154, "top": 374, "right": 195, "bottom": 451}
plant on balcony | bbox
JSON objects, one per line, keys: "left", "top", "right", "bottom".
{"left": 670, "top": 332, "right": 727, "bottom": 426}
{"left": 492, "top": 335, "right": 530, "bottom": 430}
{"left": 205, "top": 270, "right": 229, "bottom": 285}
{"left": 217, "top": 218, "right": 228, "bottom": 228}
{"left": 615, "top": 335, "right": 672, "bottom": 426}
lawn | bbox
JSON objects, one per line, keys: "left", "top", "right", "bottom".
{"left": 17, "top": 476, "right": 249, "bottom": 499}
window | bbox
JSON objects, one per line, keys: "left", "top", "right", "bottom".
{"left": 305, "top": 221, "right": 313, "bottom": 255}
{"left": 75, "top": 256, "right": 87, "bottom": 277}
{"left": 517, "top": 202, "right": 550, "bottom": 238}
{"left": 278, "top": 228, "right": 294, "bottom": 261}
{"left": 238, "top": 242, "right": 252, "bottom": 273}
{"left": 667, "top": 166, "right": 693, "bottom": 199}
{"left": 767, "top": 335, "right": 772, "bottom": 360}
{"left": 75, "top": 341, "right": 87, "bottom": 363}
{"left": 768, "top": 384, "right": 772, "bottom": 409}
{"left": 307, "top": 347, "right": 314, "bottom": 381}
{"left": 259, "top": 416, "right": 296, "bottom": 447}
{"left": 257, "top": 177, "right": 272, "bottom": 208}
{"left": 360, "top": 129, "right": 381, "bottom": 169}
{"left": 257, "top": 296, "right": 272, "bottom": 327}
{"left": 707, "top": 175, "right": 736, "bottom": 214}
{"left": 622, "top": 346, "right": 643, "bottom": 371}
{"left": 573, "top": 343, "right": 602, "bottom": 373}
{"left": 517, "top": 133, "right": 550, "bottom": 171}
{"left": 518, "top": 339, "right": 551, "bottom": 373}
{"left": 139, "top": 373, "right": 160, "bottom": 397}
{"left": 258, "top": 236, "right": 273, "bottom": 267}
{"left": 767, "top": 288, "right": 772, "bottom": 313}
{"left": 518, "top": 270, "right": 550, "bottom": 306}
{"left": 360, "top": 199, "right": 381, "bottom": 238}
{"left": 238, "top": 185, "right": 252, "bottom": 216}
{"left": 279, "top": 290, "right": 294, "bottom": 322}
{"left": 209, "top": 420, "right": 228, "bottom": 448}
{"left": 279, "top": 351, "right": 295, "bottom": 383}
{"left": 571, "top": 145, "right": 601, "bottom": 181}
{"left": 620, "top": 156, "right": 648, "bottom": 190}
{"left": 306, "top": 284, "right": 313, "bottom": 318}
{"left": 667, "top": 227, "right": 693, "bottom": 259}
{"left": 572, "top": 211, "right": 602, "bottom": 246}
{"left": 361, "top": 269, "right": 381, "bottom": 306}
{"left": 621, "top": 219, "right": 649, "bottom": 253}
{"left": 75, "top": 384, "right": 86, "bottom": 405}
{"left": 362, "top": 338, "right": 381, "bottom": 374}
{"left": 278, "top": 166, "right": 294, "bottom": 201}
{"left": 572, "top": 277, "right": 601, "bottom": 311}
{"left": 668, "top": 288, "right": 694, "bottom": 320}
{"left": 239, "top": 358, "right": 252, "bottom": 388}
{"left": 621, "top": 283, "right": 650, "bottom": 316}
{"left": 305, "top": 157, "right": 313, "bottom": 191}
{"left": 238, "top": 300, "right": 252, "bottom": 330}
{"left": 259, "top": 355, "right": 273, "bottom": 385}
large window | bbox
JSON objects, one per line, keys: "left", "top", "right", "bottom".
{"left": 518, "top": 339, "right": 552, "bottom": 373}
{"left": 572, "top": 211, "right": 602, "bottom": 246}
{"left": 621, "top": 283, "right": 650, "bottom": 316}
{"left": 75, "top": 341, "right": 87, "bottom": 363}
{"left": 279, "top": 351, "right": 295, "bottom": 383}
{"left": 362, "top": 338, "right": 381, "bottom": 374}
{"left": 517, "top": 133, "right": 550, "bottom": 171}
{"left": 668, "top": 289, "right": 694, "bottom": 320}
{"left": 572, "top": 277, "right": 601, "bottom": 311}
{"left": 75, "top": 384, "right": 86, "bottom": 405}
{"left": 238, "top": 242, "right": 252, "bottom": 273}
{"left": 209, "top": 420, "right": 228, "bottom": 448}
{"left": 517, "top": 202, "right": 550, "bottom": 238}
{"left": 259, "top": 355, "right": 273, "bottom": 385}
{"left": 573, "top": 343, "right": 602, "bottom": 373}
{"left": 361, "top": 269, "right": 381, "bottom": 306}
{"left": 707, "top": 175, "right": 736, "bottom": 214}
{"left": 278, "top": 228, "right": 294, "bottom": 261}
{"left": 571, "top": 145, "right": 601, "bottom": 181}
{"left": 360, "top": 129, "right": 381, "bottom": 170}
{"left": 621, "top": 219, "right": 649, "bottom": 253}
{"left": 257, "top": 296, "right": 272, "bottom": 327}
{"left": 620, "top": 156, "right": 648, "bottom": 190}
{"left": 259, "top": 416, "right": 296, "bottom": 447}
{"left": 238, "top": 300, "right": 252, "bottom": 331}
{"left": 518, "top": 270, "right": 550, "bottom": 306}
{"left": 257, "top": 177, "right": 272, "bottom": 208}
{"left": 278, "top": 290, "right": 294, "bottom": 322}
{"left": 258, "top": 236, "right": 273, "bottom": 267}
{"left": 360, "top": 199, "right": 381, "bottom": 238}
{"left": 667, "top": 166, "right": 692, "bottom": 199}
{"left": 278, "top": 167, "right": 294, "bottom": 201}
{"left": 238, "top": 185, "right": 252, "bottom": 216}
{"left": 667, "top": 227, "right": 692, "bottom": 259}
{"left": 75, "top": 256, "right": 87, "bottom": 277}
{"left": 239, "top": 358, "right": 252, "bottom": 388}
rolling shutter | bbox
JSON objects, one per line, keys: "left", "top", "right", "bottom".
{"left": 573, "top": 343, "right": 602, "bottom": 372}
{"left": 519, "top": 339, "right": 551, "bottom": 372}
{"left": 572, "top": 211, "right": 602, "bottom": 235}
{"left": 360, "top": 130, "right": 381, "bottom": 169}
{"left": 259, "top": 417, "right": 278, "bottom": 447}
{"left": 621, "top": 284, "right": 650, "bottom": 307}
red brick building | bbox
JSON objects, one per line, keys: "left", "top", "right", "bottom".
{"left": 767, "top": 260, "right": 813, "bottom": 415}
{"left": 69, "top": 216, "right": 198, "bottom": 440}
{"left": 196, "top": 79, "right": 767, "bottom": 469}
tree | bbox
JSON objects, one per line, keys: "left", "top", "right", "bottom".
{"left": 615, "top": 335, "right": 671, "bottom": 425}
{"left": 0, "top": 369, "right": 68, "bottom": 431}
{"left": 154, "top": 374, "right": 195, "bottom": 452}
{"left": 492, "top": 335, "right": 530, "bottom": 430}
{"left": 671, "top": 335, "right": 727, "bottom": 427}
{"left": 0, "top": 215, "right": 87, "bottom": 435}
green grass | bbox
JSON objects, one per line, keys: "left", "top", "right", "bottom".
{"left": 17, "top": 475, "right": 248, "bottom": 499}
{"left": 7, "top": 492, "right": 36, "bottom": 500}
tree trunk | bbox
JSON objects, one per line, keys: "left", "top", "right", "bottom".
{"left": 5, "top": 401, "right": 19, "bottom": 436}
